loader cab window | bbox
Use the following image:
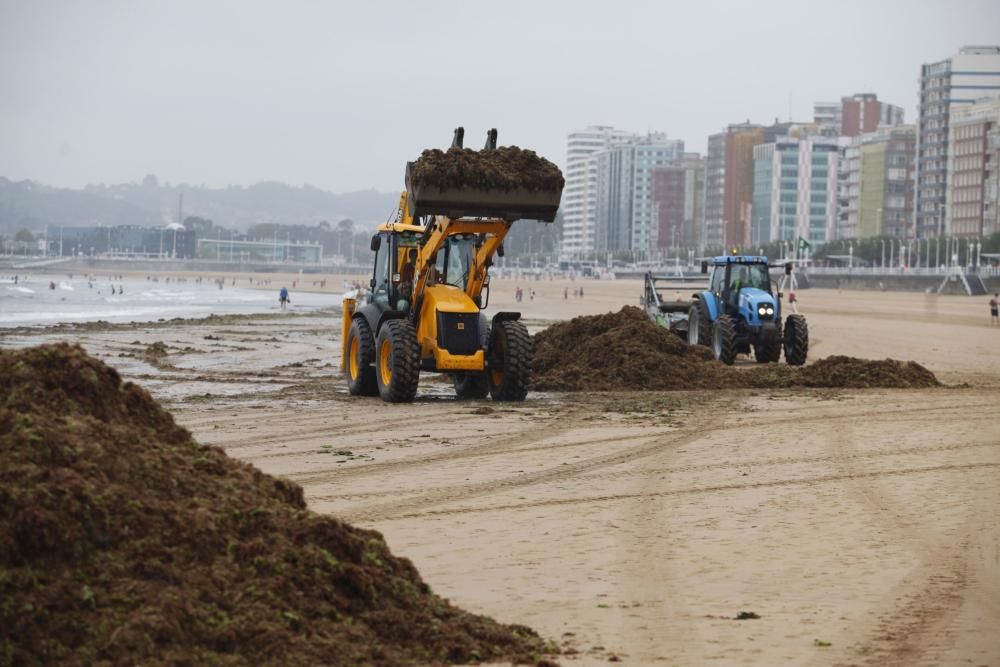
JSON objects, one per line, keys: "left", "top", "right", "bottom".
{"left": 371, "top": 233, "right": 391, "bottom": 306}
{"left": 442, "top": 234, "right": 475, "bottom": 290}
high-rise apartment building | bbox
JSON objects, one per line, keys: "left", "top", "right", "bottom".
{"left": 650, "top": 153, "right": 705, "bottom": 251}
{"left": 946, "top": 97, "right": 1000, "bottom": 237}
{"left": 837, "top": 138, "right": 862, "bottom": 238}
{"left": 815, "top": 94, "right": 904, "bottom": 137}
{"left": 838, "top": 126, "right": 916, "bottom": 239}
{"left": 859, "top": 127, "right": 916, "bottom": 238}
{"left": 916, "top": 46, "right": 1000, "bottom": 238}
{"left": 594, "top": 134, "right": 684, "bottom": 255}
{"left": 562, "top": 126, "right": 637, "bottom": 257}
{"left": 704, "top": 124, "right": 764, "bottom": 249}
{"left": 751, "top": 136, "right": 839, "bottom": 245}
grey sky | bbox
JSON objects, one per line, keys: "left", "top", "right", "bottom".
{"left": 1, "top": 0, "right": 998, "bottom": 193}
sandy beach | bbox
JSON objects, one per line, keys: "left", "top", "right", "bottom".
{"left": 2, "top": 279, "right": 999, "bottom": 666}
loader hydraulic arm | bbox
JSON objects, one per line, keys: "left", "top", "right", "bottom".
{"left": 410, "top": 216, "right": 510, "bottom": 303}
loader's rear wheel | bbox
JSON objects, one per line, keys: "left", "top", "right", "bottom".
{"left": 712, "top": 315, "right": 738, "bottom": 365}
{"left": 783, "top": 314, "right": 809, "bottom": 366}
{"left": 453, "top": 373, "right": 489, "bottom": 399}
{"left": 754, "top": 321, "right": 782, "bottom": 363}
{"left": 345, "top": 318, "right": 377, "bottom": 396}
{"left": 375, "top": 319, "right": 420, "bottom": 402}
{"left": 488, "top": 320, "right": 531, "bottom": 402}
{"left": 687, "top": 299, "right": 712, "bottom": 347}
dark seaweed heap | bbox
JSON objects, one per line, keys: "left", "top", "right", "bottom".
{"left": 531, "top": 306, "right": 940, "bottom": 391}
{"left": 0, "top": 343, "right": 552, "bottom": 666}
{"left": 408, "top": 146, "right": 565, "bottom": 193}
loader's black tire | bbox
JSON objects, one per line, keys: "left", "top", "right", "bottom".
{"left": 783, "top": 314, "right": 808, "bottom": 366}
{"left": 453, "top": 373, "right": 489, "bottom": 399}
{"left": 488, "top": 320, "right": 531, "bottom": 402}
{"left": 754, "top": 321, "right": 783, "bottom": 363}
{"left": 375, "top": 319, "right": 420, "bottom": 402}
{"left": 687, "top": 299, "right": 712, "bottom": 348}
{"left": 712, "top": 315, "right": 738, "bottom": 365}
{"left": 345, "top": 317, "right": 378, "bottom": 396}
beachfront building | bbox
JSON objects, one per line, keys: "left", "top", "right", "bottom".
{"left": 838, "top": 126, "right": 916, "bottom": 239}
{"left": 946, "top": 97, "right": 1000, "bottom": 238}
{"left": 751, "top": 136, "right": 839, "bottom": 245}
{"left": 916, "top": 45, "right": 1000, "bottom": 238}
{"left": 562, "top": 125, "right": 637, "bottom": 257}
{"left": 814, "top": 94, "right": 904, "bottom": 138}
{"left": 196, "top": 237, "right": 323, "bottom": 263}
{"left": 650, "top": 153, "right": 705, "bottom": 251}
{"left": 704, "top": 123, "right": 763, "bottom": 249}
{"left": 593, "top": 133, "right": 684, "bottom": 256}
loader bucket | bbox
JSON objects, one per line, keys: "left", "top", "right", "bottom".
{"left": 404, "top": 146, "right": 564, "bottom": 222}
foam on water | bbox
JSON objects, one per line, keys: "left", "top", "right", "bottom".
{"left": 0, "top": 274, "right": 340, "bottom": 327}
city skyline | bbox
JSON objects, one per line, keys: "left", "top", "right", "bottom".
{"left": 2, "top": 1, "right": 999, "bottom": 193}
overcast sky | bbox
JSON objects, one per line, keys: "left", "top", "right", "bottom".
{"left": 1, "top": 0, "right": 998, "bottom": 193}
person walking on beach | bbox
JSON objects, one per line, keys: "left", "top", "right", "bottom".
{"left": 991, "top": 293, "right": 999, "bottom": 326}
{"left": 279, "top": 286, "right": 290, "bottom": 311}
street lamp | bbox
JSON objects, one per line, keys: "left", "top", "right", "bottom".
{"left": 880, "top": 239, "right": 885, "bottom": 269}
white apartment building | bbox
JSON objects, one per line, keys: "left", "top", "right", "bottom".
{"left": 562, "top": 126, "right": 637, "bottom": 257}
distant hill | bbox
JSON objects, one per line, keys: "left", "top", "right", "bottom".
{"left": 0, "top": 177, "right": 398, "bottom": 233}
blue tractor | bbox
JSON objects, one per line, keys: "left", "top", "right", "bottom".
{"left": 687, "top": 255, "right": 808, "bottom": 366}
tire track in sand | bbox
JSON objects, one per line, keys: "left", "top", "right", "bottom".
{"left": 827, "top": 417, "right": 1000, "bottom": 666}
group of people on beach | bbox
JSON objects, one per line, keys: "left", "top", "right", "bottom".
{"left": 514, "top": 287, "right": 535, "bottom": 303}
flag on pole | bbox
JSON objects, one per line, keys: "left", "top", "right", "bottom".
{"left": 798, "top": 237, "right": 812, "bottom": 252}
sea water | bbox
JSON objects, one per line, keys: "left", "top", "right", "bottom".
{"left": 0, "top": 274, "right": 339, "bottom": 327}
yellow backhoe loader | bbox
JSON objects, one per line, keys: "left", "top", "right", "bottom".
{"left": 341, "top": 127, "right": 563, "bottom": 402}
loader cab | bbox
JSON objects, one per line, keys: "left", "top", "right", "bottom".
{"left": 369, "top": 230, "right": 422, "bottom": 311}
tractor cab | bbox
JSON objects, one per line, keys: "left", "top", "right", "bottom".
{"left": 689, "top": 255, "right": 808, "bottom": 366}
{"left": 707, "top": 256, "right": 777, "bottom": 323}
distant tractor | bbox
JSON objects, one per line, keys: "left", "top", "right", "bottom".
{"left": 686, "top": 255, "right": 808, "bottom": 366}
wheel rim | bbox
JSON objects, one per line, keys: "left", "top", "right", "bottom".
{"left": 712, "top": 323, "right": 722, "bottom": 359}
{"left": 378, "top": 338, "right": 392, "bottom": 385}
{"left": 349, "top": 336, "right": 359, "bottom": 380}
{"left": 687, "top": 309, "right": 699, "bottom": 345}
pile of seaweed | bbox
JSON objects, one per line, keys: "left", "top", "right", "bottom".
{"left": 408, "top": 146, "right": 565, "bottom": 192}
{"left": 531, "top": 306, "right": 939, "bottom": 392}
{"left": 0, "top": 344, "right": 552, "bottom": 666}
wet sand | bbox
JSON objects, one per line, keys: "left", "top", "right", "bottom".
{"left": 2, "top": 285, "right": 999, "bottom": 665}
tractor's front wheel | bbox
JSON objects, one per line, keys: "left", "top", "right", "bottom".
{"left": 712, "top": 315, "right": 738, "bottom": 365}
{"left": 488, "top": 320, "right": 531, "bottom": 401}
{"left": 375, "top": 319, "right": 420, "bottom": 402}
{"left": 754, "top": 321, "right": 782, "bottom": 363}
{"left": 783, "top": 314, "right": 809, "bottom": 366}
{"left": 345, "top": 318, "right": 378, "bottom": 396}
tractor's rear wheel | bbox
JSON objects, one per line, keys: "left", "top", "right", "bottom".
{"left": 783, "top": 314, "right": 809, "bottom": 366}
{"left": 687, "top": 299, "right": 712, "bottom": 347}
{"left": 345, "top": 318, "right": 377, "bottom": 396}
{"left": 453, "top": 373, "right": 489, "bottom": 399}
{"left": 488, "top": 320, "right": 531, "bottom": 401}
{"left": 375, "top": 319, "right": 420, "bottom": 402}
{"left": 754, "top": 321, "right": 782, "bottom": 363}
{"left": 712, "top": 315, "right": 738, "bottom": 365}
